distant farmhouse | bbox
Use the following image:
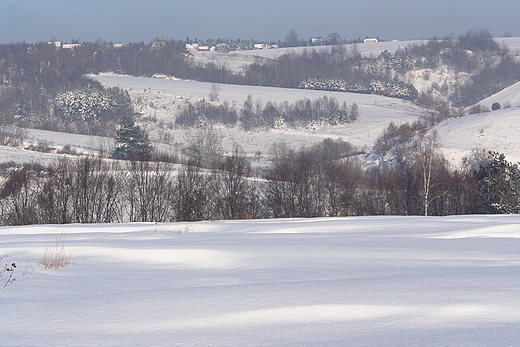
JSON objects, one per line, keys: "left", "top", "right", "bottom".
{"left": 364, "top": 38, "right": 378, "bottom": 43}
{"left": 48, "top": 41, "right": 82, "bottom": 49}
{"left": 186, "top": 43, "right": 279, "bottom": 52}
{"left": 152, "top": 41, "right": 166, "bottom": 50}
{"left": 253, "top": 43, "right": 279, "bottom": 50}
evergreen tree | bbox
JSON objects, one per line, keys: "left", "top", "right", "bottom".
{"left": 112, "top": 115, "right": 153, "bottom": 160}
{"left": 474, "top": 152, "right": 520, "bottom": 213}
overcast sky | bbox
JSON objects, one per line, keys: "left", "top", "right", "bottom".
{"left": 1, "top": 0, "right": 519, "bottom": 44}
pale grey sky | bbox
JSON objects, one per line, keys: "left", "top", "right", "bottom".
{"left": 1, "top": 0, "right": 519, "bottom": 43}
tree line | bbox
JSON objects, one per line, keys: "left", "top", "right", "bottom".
{"left": 175, "top": 95, "right": 359, "bottom": 130}
{"left": 1, "top": 136, "right": 516, "bottom": 226}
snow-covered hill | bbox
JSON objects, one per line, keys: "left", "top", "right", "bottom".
{"left": 3, "top": 37, "right": 520, "bottom": 167}
{"left": 436, "top": 107, "right": 520, "bottom": 164}
{"left": 91, "top": 74, "right": 423, "bottom": 157}
{"left": 191, "top": 37, "right": 520, "bottom": 74}
{"left": 190, "top": 40, "right": 421, "bottom": 73}
{"left": 2, "top": 215, "right": 520, "bottom": 346}
{"left": 436, "top": 79, "right": 520, "bottom": 165}
{"left": 472, "top": 81, "right": 520, "bottom": 110}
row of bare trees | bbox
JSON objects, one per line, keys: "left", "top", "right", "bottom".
{"left": 0, "top": 136, "right": 498, "bottom": 226}
{"left": 0, "top": 150, "right": 260, "bottom": 225}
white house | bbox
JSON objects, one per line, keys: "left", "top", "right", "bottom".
{"left": 48, "top": 41, "right": 62, "bottom": 49}
{"left": 62, "top": 43, "right": 82, "bottom": 49}
{"left": 185, "top": 43, "right": 199, "bottom": 52}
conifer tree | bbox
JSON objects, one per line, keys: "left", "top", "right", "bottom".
{"left": 112, "top": 115, "right": 153, "bottom": 160}
{"left": 474, "top": 152, "right": 520, "bottom": 213}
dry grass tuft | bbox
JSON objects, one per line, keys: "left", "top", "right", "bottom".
{"left": 39, "top": 234, "right": 71, "bottom": 269}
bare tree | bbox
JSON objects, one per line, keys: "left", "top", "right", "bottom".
{"left": 414, "top": 132, "right": 449, "bottom": 216}
{"left": 126, "top": 160, "right": 174, "bottom": 222}
{"left": 175, "top": 162, "right": 211, "bottom": 221}
{"left": 285, "top": 28, "right": 300, "bottom": 47}
{"left": 209, "top": 84, "right": 222, "bottom": 102}
{"left": 213, "top": 144, "right": 253, "bottom": 219}
{"left": 0, "top": 165, "right": 41, "bottom": 225}
{"left": 71, "top": 157, "right": 122, "bottom": 223}
{"left": 37, "top": 157, "right": 75, "bottom": 224}
{"left": 184, "top": 126, "right": 222, "bottom": 168}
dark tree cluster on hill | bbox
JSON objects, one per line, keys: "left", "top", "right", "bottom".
{"left": 175, "top": 99, "right": 238, "bottom": 127}
{"left": 240, "top": 95, "right": 359, "bottom": 131}
{"left": 174, "top": 95, "right": 359, "bottom": 130}
{"left": 394, "top": 29, "right": 520, "bottom": 107}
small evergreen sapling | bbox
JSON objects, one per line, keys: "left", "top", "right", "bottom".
{"left": 112, "top": 115, "right": 154, "bottom": 160}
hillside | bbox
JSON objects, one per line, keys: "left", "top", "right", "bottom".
{"left": 3, "top": 36, "right": 520, "bottom": 168}
{"left": 2, "top": 216, "right": 519, "bottom": 346}
{"left": 436, "top": 80, "right": 520, "bottom": 164}
{"left": 92, "top": 74, "right": 423, "bottom": 155}
{"left": 191, "top": 37, "right": 520, "bottom": 71}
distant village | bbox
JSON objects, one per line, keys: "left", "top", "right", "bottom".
{"left": 184, "top": 37, "right": 379, "bottom": 52}
{"left": 48, "top": 37, "right": 379, "bottom": 53}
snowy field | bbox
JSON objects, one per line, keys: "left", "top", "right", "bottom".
{"left": 2, "top": 215, "right": 520, "bottom": 346}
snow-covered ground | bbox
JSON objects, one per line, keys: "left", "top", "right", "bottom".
{"left": 436, "top": 107, "right": 520, "bottom": 164}
{"left": 2, "top": 215, "right": 520, "bottom": 346}
{"left": 436, "top": 80, "right": 520, "bottom": 165}
{"left": 91, "top": 74, "right": 423, "bottom": 156}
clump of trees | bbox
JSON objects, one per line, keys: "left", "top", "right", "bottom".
{"left": 175, "top": 95, "right": 359, "bottom": 130}
{"left": 53, "top": 84, "right": 133, "bottom": 135}
{"left": 473, "top": 152, "right": 520, "bottom": 214}
{"left": 240, "top": 95, "right": 359, "bottom": 131}
{"left": 175, "top": 99, "right": 238, "bottom": 128}
{"left": 300, "top": 77, "right": 418, "bottom": 100}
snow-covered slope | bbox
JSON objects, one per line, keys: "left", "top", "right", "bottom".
{"left": 92, "top": 74, "right": 423, "bottom": 155}
{"left": 436, "top": 107, "right": 520, "bottom": 164}
{"left": 2, "top": 215, "right": 520, "bottom": 346}
{"left": 472, "top": 81, "right": 520, "bottom": 110}
{"left": 437, "top": 79, "right": 520, "bottom": 165}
